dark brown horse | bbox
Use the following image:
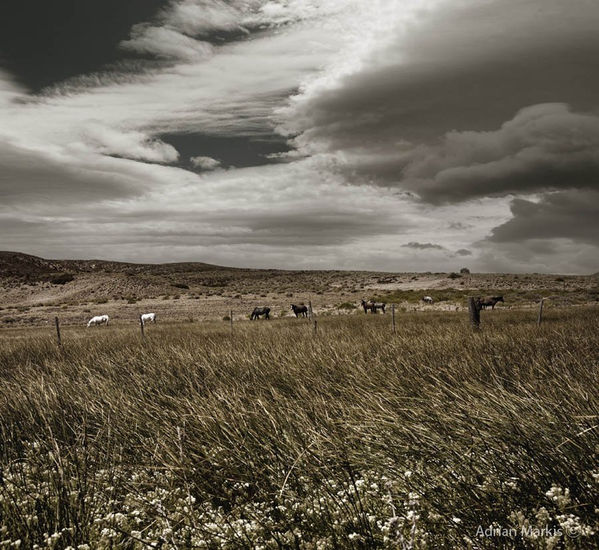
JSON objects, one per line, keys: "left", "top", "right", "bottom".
{"left": 291, "top": 304, "right": 309, "bottom": 318}
{"left": 478, "top": 296, "right": 504, "bottom": 310}
{"left": 361, "top": 300, "right": 386, "bottom": 313}
{"left": 250, "top": 307, "right": 271, "bottom": 320}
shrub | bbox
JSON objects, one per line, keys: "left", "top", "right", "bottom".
{"left": 50, "top": 273, "right": 74, "bottom": 285}
{"left": 448, "top": 272, "right": 462, "bottom": 279}
{"left": 460, "top": 267, "right": 470, "bottom": 274}
{"left": 171, "top": 282, "right": 189, "bottom": 289}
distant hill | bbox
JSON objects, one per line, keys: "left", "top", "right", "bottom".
{"left": 0, "top": 251, "right": 231, "bottom": 280}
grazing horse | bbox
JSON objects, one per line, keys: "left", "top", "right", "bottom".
{"left": 87, "top": 314, "right": 109, "bottom": 327}
{"left": 478, "top": 296, "right": 504, "bottom": 310}
{"left": 140, "top": 313, "right": 156, "bottom": 325}
{"left": 422, "top": 296, "right": 434, "bottom": 304}
{"left": 250, "top": 307, "right": 271, "bottom": 320}
{"left": 291, "top": 304, "right": 309, "bottom": 318}
{"left": 361, "top": 300, "right": 386, "bottom": 313}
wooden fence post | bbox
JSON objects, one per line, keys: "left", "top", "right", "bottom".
{"left": 54, "top": 316, "right": 62, "bottom": 347}
{"left": 391, "top": 303, "right": 396, "bottom": 334}
{"left": 308, "top": 300, "right": 313, "bottom": 321}
{"left": 468, "top": 297, "right": 481, "bottom": 329}
{"left": 230, "top": 310, "right": 233, "bottom": 333}
{"left": 139, "top": 314, "right": 145, "bottom": 341}
{"left": 313, "top": 319, "right": 318, "bottom": 335}
{"left": 537, "top": 298, "right": 544, "bottom": 326}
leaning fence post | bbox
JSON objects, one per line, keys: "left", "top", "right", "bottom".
{"left": 537, "top": 298, "right": 544, "bottom": 326}
{"left": 391, "top": 304, "right": 396, "bottom": 334}
{"left": 468, "top": 297, "right": 481, "bottom": 329}
{"left": 139, "top": 314, "right": 145, "bottom": 340}
{"left": 54, "top": 316, "right": 62, "bottom": 347}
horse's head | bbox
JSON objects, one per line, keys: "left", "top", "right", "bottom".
{"left": 496, "top": 296, "right": 505, "bottom": 302}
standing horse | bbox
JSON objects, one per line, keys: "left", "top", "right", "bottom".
{"left": 478, "top": 296, "right": 504, "bottom": 310}
{"left": 250, "top": 307, "right": 271, "bottom": 320}
{"left": 291, "top": 304, "right": 309, "bottom": 318}
{"left": 140, "top": 313, "right": 156, "bottom": 325}
{"left": 361, "top": 300, "right": 386, "bottom": 313}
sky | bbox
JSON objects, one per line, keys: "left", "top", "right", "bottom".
{"left": 1, "top": 0, "right": 598, "bottom": 274}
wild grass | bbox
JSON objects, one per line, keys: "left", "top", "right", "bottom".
{"left": 0, "top": 307, "right": 598, "bottom": 548}
{"left": 371, "top": 287, "right": 599, "bottom": 306}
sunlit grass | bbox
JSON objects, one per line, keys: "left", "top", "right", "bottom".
{"left": 0, "top": 307, "right": 598, "bottom": 548}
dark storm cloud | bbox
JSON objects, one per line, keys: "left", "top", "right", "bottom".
{"left": 402, "top": 242, "right": 445, "bottom": 251}
{"left": 0, "top": 0, "right": 168, "bottom": 92}
{"left": 290, "top": 0, "right": 599, "bottom": 141}
{"left": 403, "top": 103, "right": 599, "bottom": 203}
{"left": 488, "top": 190, "right": 599, "bottom": 246}
{"left": 286, "top": 0, "right": 599, "bottom": 204}
{"left": 473, "top": 189, "right": 599, "bottom": 273}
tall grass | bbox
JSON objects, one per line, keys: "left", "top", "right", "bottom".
{"left": 0, "top": 307, "right": 598, "bottom": 548}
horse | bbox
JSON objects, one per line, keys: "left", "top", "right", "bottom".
{"left": 422, "top": 296, "right": 434, "bottom": 304}
{"left": 87, "top": 314, "right": 109, "bottom": 327}
{"left": 478, "top": 296, "right": 504, "bottom": 310}
{"left": 140, "top": 313, "right": 156, "bottom": 325}
{"left": 291, "top": 304, "right": 309, "bottom": 318}
{"left": 361, "top": 300, "right": 386, "bottom": 313}
{"left": 250, "top": 307, "right": 271, "bottom": 320}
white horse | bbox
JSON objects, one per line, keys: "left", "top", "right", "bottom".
{"left": 422, "top": 296, "right": 434, "bottom": 304}
{"left": 140, "top": 313, "right": 156, "bottom": 325}
{"left": 87, "top": 315, "right": 109, "bottom": 327}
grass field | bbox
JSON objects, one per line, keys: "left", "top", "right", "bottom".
{"left": 0, "top": 307, "right": 598, "bottom": 548}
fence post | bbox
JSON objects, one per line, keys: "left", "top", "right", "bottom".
{"left": 230, "top": 310, "right": 233, "bottom": 333}
{"left": 308, "top": 300, "right": 313, "bottom": 321}
{"left": 54, "top": 316, "right": 62, "bottom": 347}
{"left": 391, "top": 304, "right": 396, "bottom": 334}
{"left": 139, "top": 314, "right": 145, "bottom": 341}
{"left": 313, "top": 319, "right": 318, "bottom": 335}
{"left": 468, "top": 297, "right": 481, "bottom": 329}
{"left": 537, "top": 298, "right": 544, "bottom": 326}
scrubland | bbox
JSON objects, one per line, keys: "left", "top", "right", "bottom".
{"left": 0, "top": 307, "right": 598, "bottom": 548}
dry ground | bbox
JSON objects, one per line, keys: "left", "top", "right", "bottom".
{"left": 2, "top": 252, "right": 598, "bottom": 329}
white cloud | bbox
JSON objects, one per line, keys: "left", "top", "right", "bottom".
{"left": 121, "top": 25, "right": 214, "bottom": 61}
{"left": 190, "top": 156, "right": 221, "bottom": 170}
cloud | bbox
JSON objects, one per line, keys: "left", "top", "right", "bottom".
{"left": 280, "top": 0, "right": 599, "bottom": 203}
{"left": 83, "top": 124, "right": 179, "bottom": 163}
{"left": 402, "top": 242, "right": 445, "bottom": 251}
{"left": 473, "top": 189, "right": 599, "bottom": 274}
{"left": 1, "top": 0, "right": 597, "bottom": 273}
{"left": 121, "top": 25, "right": 214, "bottom": 61}
{"left": 488, "top": 190, "right": 599, "bottom": 246}
{"left": 403, "top": 104, "right": 599, "bottom": 203}
{"left": 190, "top": 155, "right": 221, "bottom": 170}
{"left": 474, "top": 240, "right": 599, "bottom": 275}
